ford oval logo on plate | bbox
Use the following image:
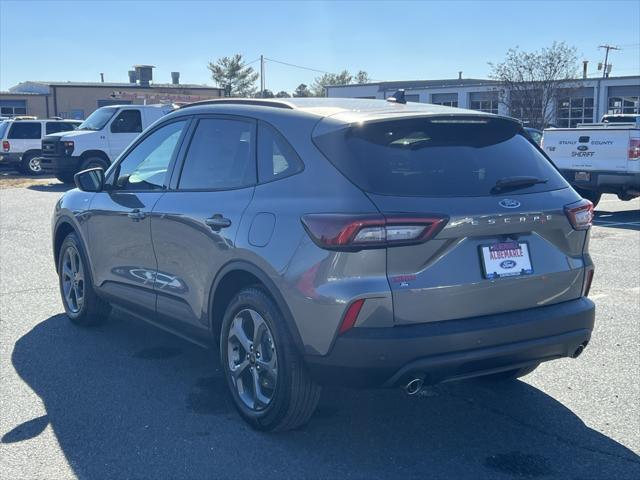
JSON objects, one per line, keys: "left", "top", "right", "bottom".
{"left": 499, "top": 199, "right": 521, "bottom": 209}
{"left": 577, "top": 145, "right": 589, "bottom": 151}
{"left": 500, "top": 260, "right": 517, "bottom": 269}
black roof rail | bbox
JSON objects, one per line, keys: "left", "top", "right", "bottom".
{"left": 178, "top": 99, "right": 295, "bottom": 110}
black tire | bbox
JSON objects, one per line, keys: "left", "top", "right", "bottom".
{"left": 20, "top": 152, "right": 43, "bottom": 176}
{"left": 56, "top": 172, "right": 76, "bottom": 184}
{"left": 57, "top": 232, "right": 110, "bottom": 326}
{"left": 575, "top": 188, "right": 601, "bottom": 207}
{"left": 80, "top": 156, "right": 109, "bottom": 171}
{"left": 481, "top": 363, "right": 539, "bottom": 382}
{"left": 220, "top": 287, "right": 321, "bottom": 431}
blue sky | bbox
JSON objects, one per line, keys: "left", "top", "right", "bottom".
{"left": 1, "top": 0, "right": 638, "bottom": 92}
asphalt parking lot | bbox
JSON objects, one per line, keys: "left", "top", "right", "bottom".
{"left": 0, "top": 174, "right": 639, "bottom": 480}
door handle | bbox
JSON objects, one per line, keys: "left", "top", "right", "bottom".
{"left": 127, "top": 209, "right": 146, "bottom": 221}
{"left": 205, "top": 214, "right": 232, "bottom": 231}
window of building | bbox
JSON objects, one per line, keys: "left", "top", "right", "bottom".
{"left": 470, "top": 99, "right": 499, "bottom": 114}
{"left": 608, "top": 96, "right": 640, "bottom": 115}
{"left": 110, "top": 109, "right": 142, "bottom": 133}
{"left": 431, "top": 93, "right": 458, "bottom": 108}
{"left": 405, "top": 94, "right": 420, "bottom": 103}
{"left": 257, "top": 122, "right": 303, "bottom": 183}
{"left": 178, "top": 118, "right": 255, "bottom": 190}
{"left": 113, "top": 120, "right": 187, "bottom": 190}
{"left": 557, "top": 97, "right": 594, "bottom": 128}
{"left": 0, "top": 106, "right": 27, "bottom": 117}
{"left": 8, "top": 122, "right": 42, "bottom": 139}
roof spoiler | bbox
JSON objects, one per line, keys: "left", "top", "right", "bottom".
{"left": 386, "top": 89, "right": 406, "bottom": 104}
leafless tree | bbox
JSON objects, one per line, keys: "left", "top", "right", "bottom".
{"left": 489, "top": 42, "right": 580, "bottom": 128}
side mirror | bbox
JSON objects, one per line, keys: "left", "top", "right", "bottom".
{"left": 74, "top": 167, "right": 104, "bottom": 192}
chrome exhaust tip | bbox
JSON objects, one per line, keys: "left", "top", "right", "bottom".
{"left": 405, "top": 377, "right": 424, "bottom": 396}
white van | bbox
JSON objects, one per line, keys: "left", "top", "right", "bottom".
{"left": 543, "top": 114, "right": 640, "bottom": 205}
{"left": 40, "top": 104, "right": 174, "bottom": 182}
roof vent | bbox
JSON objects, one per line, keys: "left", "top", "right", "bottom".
{"left": 386, "top": 89, "right": 406, "bottom": 104}
{"left": 133, "top": 65, "right": 154, "bottom": 87}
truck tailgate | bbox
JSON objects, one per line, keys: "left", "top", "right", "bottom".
{"left": 543, "top": 128, "right": 638, "bottom": 173}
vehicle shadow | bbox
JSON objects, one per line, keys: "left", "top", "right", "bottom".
{"left": 27, "top": 182, "right": 72, "bottom": 193}
{"left": 594, "top": 209, "right": 640, "bottom": 231}
{"left": 7, "top": 312, "right": 640, "bottom": 479}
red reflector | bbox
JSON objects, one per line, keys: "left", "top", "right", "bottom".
{"left": 629, "top": 139, "right": 640, "bottom": 160}
{"left": 339, "top": 299, "right": 365, "bottom": 334}
{"left": 583, "top": 269, "right": 594, "bottom": 297}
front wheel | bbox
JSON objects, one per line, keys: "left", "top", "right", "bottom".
{"left": 220, "top": 287, "right": 321, "bottom": 431}
{"left": 58, "top": 233, "right": 110, "bottom": 326}
{"left": 80, "top": 156, "right": 109, "bottom": 171}
{"left": 55, "top": 172, "right": 76, "bottom": 184}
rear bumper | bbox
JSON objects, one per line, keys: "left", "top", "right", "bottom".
{"left": 560, "top": 169, "right": 640, "bottom": 193}
{"left": 40, "top": 154, "right": 82, "bottom": 174}
{"left": 304, "top": 297, "right": 595, "bottom": 387}
{"left": 0, "top": 152, "right": 22, "bottom": 165}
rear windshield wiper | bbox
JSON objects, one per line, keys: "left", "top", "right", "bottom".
{"left": 491, "top": 176, "right": 548, "bottom": 194}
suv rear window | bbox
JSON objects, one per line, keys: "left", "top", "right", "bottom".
{"left": 8, "top": 122, "right": 42, "bottom": 140}
{"left": 314, "top": 116, "right": 567, "bottom": 197}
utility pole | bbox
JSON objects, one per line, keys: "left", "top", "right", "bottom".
{"left": 260, "top": 55, "right": 265, "bottom": 97}
{"left": 599, "top": 44, "right": 620, "bottom": 78}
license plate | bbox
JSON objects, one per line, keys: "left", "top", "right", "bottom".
{"left": 480, "top": 241, "right": 533, "bottom": 279}
{"left": 574, "top": 171, "right": 590, "bottom": 181}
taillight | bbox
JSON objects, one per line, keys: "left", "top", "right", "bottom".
{"left": 301, "top": 213, "right": 448, "bottom": 250}
{"left": 338, "top": 299, "right": 365, "bottom": 334}
{"left": 583, "top": 268, "right": 594, "bottom": 296}
{"left": 2, "top": 141, "right": 9, "bottom": 152}
{"left": 629, "top": 139, "right": 640, "bottom": 160}
{"left": 564, "top": 199, "right": 594, "bottom": 230}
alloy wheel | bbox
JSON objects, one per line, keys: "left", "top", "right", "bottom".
{"left": 227, "top": 308, "right": 278, "bottom": 411}
{"left": 61, "top": 246, "right": 85, "bottom": 313}
{"left": 28, "top": 156, "right": 42, "bottom": 173}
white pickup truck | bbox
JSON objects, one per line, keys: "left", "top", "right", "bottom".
{"left": 543, "top": 114, "right": 640, "bottom": 205}
{"left": 39, "top": 104, "right": 174, "bottom": 182}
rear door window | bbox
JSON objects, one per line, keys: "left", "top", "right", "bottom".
{"left": 178, "top": 118, "right": 255, "bottom": 190}
{"left": 257, "top": 122, "right": 303, "bottom": 182}
{"left": 8, "top": 122, "right": 42, "bottom": 139}
{"left": 314, "top": 116, "right": 567, "bottom": 197}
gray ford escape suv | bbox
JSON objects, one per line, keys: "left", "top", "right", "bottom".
{"left": 53, "top": 98, "right": 595, "bottom": 431}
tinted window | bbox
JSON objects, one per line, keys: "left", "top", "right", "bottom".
{"left": 8, "top": 122, "right": 42, "bottom": 139}
{"left": 257, "top": 122, "right": 303, "bottom": 183}
{"left": 179, "top": 118, "right": 255, "bottom": 190}
{"left": 46, "top": 122, "right": 78, "bottom": 135}
{"left": 0, "top": 122, "right": 9, "bottom": 139}
{"left": 113, "top": 120, "right": 187, "bottom": 191}
{"left": 110, "top": 110, "right": 142, "bottom": 133}
{"left": 314, "top": 117, "right": 567, "bottom": 197}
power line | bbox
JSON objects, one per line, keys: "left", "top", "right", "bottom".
{"left": 264, "top": 57, "right": 335, "bottom": 75}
